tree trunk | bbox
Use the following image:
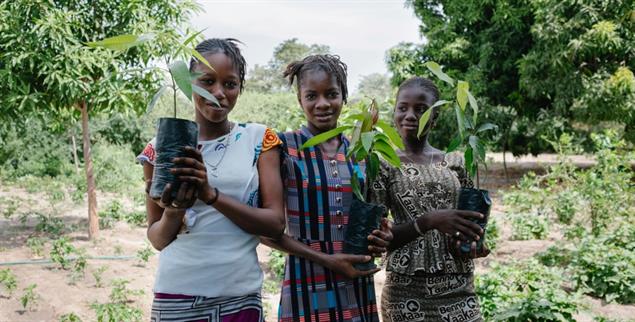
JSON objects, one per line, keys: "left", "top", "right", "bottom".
{"left": 71, "top": 132, "right": 80, "bottom": 175}
{"left": 79, "top": 101, "right": 99, "bottom": 239}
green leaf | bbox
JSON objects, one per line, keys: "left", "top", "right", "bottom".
{"left": 424, "top": 61, "right": 455, "bottom": 86}
{"left": 300, "top": 126, "right": 352, "bottom": 149}
{"left": 86, "top": 33, "right": 154, "bottom": 51}
{"left": 349, "top": 122, "right": 363, "bottom": 148}
{"left": 374, "top": 140, "right": 401, "bottom": 168}
{"left": 192, "top": 84, "right": 220, "bottom": 107}
{"left": 368, "top": 153, "right": 380, "bottom": 183}
{"left": 182, "top": 29, "right": 206, "bottom": 47}
{"left": 464, "top": 147, "right": 475, "bottom": 178}
{"left": 147, "top": 85, "right": 168, "bottom": 114}
{"left": 376, "top": 120, "right": 404, "bottom": 150}
{"left": 417, "top": 108, "right": 433, "bottom": 138}
{"left": 361, "top": 132, "right": 375, "bottom": 153}
{"left": 469, "top": 135, "right": 486, "bottom": 161}
{"left": 350, "top": 170, "right": 365, "bottom": 201}
{"left": 447, "top": 134, "right": 463, "bottom": 153}
{"left": 467, "top": 90, "right": 478, "bottom": 124}
{"left": 430, "top": 99, "right": 451, "bottom": 109}
{"left": 457, "top": 81, "right": 469, "bottom": 111}
{"left": 454, "top": 104, "right": 466, "bottom": 137}
{"left": 189, "top": 47, "right": 214, "bottom": 71}
{"left": 169, "top": 61, "right": 193, "bottom": 101}
{"left": 477, "top": 123, "right": 498, "bottom": 133}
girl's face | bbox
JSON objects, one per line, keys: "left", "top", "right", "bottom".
{"left": 394, "top": 86, "right": 437, "bottom": 140}
{"left": 192, "top": 52, "right": 241, "bottom": 124}
{"left": 298, "top": 69, "right": 343, "bottom": 134}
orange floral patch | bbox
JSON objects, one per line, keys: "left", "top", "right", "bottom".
{"left": 262, "top": 128, "right": 282, "bottom": 152}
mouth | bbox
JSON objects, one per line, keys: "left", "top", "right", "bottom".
{"left": 401, "top": 123, "right": 418, "bottom": 130}
{"left": 315, "top": 112, "right": 334, "bottom": 122}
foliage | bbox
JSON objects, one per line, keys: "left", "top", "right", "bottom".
{"left": 354, "top": 73, "right": 394, "bottom": 104}
{"left": 0, "top": 196, "right": 19, "bottom": 219}
{"left": 246, "top": 38, "right": 330, "bottom": 93}
{"left": 91, "top": 302, "right": 142, "bottom": 322}
{"left": 484, "top": 217, "right": 500, "bottom": 251}
{"left": 231, "top": 91, "right": 304, "bottom": 132}
{"left": 26, "top": 236, "right": 45, "bottom": 257}
{"left": 510, "top": 213, "right": 550, "bottom": 240}
{"left": 109, "top": 279, "right": 144, "bottom": 304}
{"left": 389, "top": 0, "right": 635, "bottom": 154}
{"left": 536, "top": 245, "right": 574, "bottom": 268}
{"left": 301, "top": 99, "right": 404, "bottom": 200}
{"left": 268, "top": 249, "right": 286, "bottom": 281}
{"left": 50, "top": 237, "right": 77, "bottom": 270}
{"left": 0, "top": 268, "right": 18, "bottom": 297}
{"left": 99, "top": 200, "right": 147, "bottom": 229}
{"left": 20, "top": 284, "right": 39, "bottom": 311}
{"left": 59, "top": 313, "right": 83, "bottom": 322}
{"left": 69, "top": 249, "right": 88, "bottom": 283}
{"left": 475, "top": 260, "right": 580, "bottom": 321}
{"left": 136, "top": 244, "right": 155, "bottom": 266}
{"left": 571, "top": 223, "right": 635, "bottom": 304}
{"left": 92, "top": 266, "right": 108, "bottom": 288}
{"left": 35, "top": 213, "right": 66, "bottom": 236}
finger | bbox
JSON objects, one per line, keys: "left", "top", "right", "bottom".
{"left": 346, "top": 254, "right": 372, "bottom": 264}
{"left": 357, "top": 267, "right": 381, "bottom": 276}
{"left": 176, "top": 182, "right": 189, "bottom": 202}
{"left": 457, "top": 210, "right": 485, "bottom": 220}
{"left": 182, "top": 146, "right": 204, "bottom": 161}
{"left": 171, "top": 167, "right": 207, "bottom": 178}
{"left": 177, "top": 176, "right": 207, "bottom": 186}
{"left": 368, "top": 245, "right": 387, "bottom": 254}
{"left": 456, "top": 221, "right": 482, "bottom": 240}
{"left": 471, "top": 241, "right": 477, "bottom": 258}
{"left": 367, "top": 234, "right": 389, "bottom": 247}
{"left": 172, "top": 157, "right": 206, "bottom": 170}
{"left": 184, "top": 183, "right": 197, "bottom": 202}
{"left": 371, "top": 229, "right": 393, "bottom": 242}
{"left": 160, "top": 184, "right": 174, "bottom": 207}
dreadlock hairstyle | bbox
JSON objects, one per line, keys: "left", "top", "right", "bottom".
{"left": 283, "top": 54, "right": 349, "bottom": 103}
{"left": 189, "top": 38, "right": 247, "bottom": 92}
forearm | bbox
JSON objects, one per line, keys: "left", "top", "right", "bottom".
{"left": 147, "top": 209, "right": 186, "bottom": 251}
{"left": 388, "top": 216, "right": 432, "bottom": 251}
{"left": 260, "top": 234, "right": 329, "bottom": 267}
{"left": 210, "top": 193, "right": 285, "bottom": 239}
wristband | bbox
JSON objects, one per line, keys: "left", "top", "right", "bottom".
{"left": 413, "top": 218, "right": 425, "bottom": 236}
{"left": 206, "top": 187, "right": 220, "bottom": 205}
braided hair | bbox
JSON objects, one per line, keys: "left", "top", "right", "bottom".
{"left": 283, "top": 54, "right": 348, "bottom": 103}
{"left": 189, "top": 38, "right": 246, "bottom": 92}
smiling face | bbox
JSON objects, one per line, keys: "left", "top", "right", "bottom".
{"left": 191, "top": 52, "right": 241, "bottom": 124}
{"left": 394, "top": 85, "right": 438, "bottom": 140}
{"left": 298, "top": 69, "right": 344, "bottom": 134}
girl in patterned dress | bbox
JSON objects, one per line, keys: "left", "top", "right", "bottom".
{"left": 138, "top": 39, "right": 285, "bottom": 322}
{"left": 370, "top": 77, "right": 489, "bottom": 322}
{"left": 260, "top": 54, "right": 392, "bottom": 322}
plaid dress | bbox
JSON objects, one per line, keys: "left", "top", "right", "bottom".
{"left": 277, "top": 127, "right": 379, "bottom": 322}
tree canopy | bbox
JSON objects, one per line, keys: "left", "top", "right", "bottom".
{"left": 387, "top": 0, "right": 634, "bottom": 155}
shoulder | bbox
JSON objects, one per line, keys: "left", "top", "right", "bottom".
{"left": 137, "top": 137, "right": 157, "bottom": 165}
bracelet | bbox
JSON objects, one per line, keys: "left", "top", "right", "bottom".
{"left": 413, "top": 218, "right": 425, "bottom": 236}
{"left": 206, "top": 187, "right": 220, "bottom": 205}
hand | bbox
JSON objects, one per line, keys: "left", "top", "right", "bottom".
{"left": 323, "top": 253, "right": 380, "bottom": 279}
{"left": 368, "top": 218, "right": 393, "bottom": 257}
{"left": 156, "top": 182, "right": 198, "bottom": 210}
{"left": 449, "top": 238, "right": 491, "bottom": 259}
{"left": 170, "top": 146, "right": 217, "bottom": 204}
{"left": 420, "top": 209, "right": 484, "bottom": 241}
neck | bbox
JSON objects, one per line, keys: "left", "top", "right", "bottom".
{"left": 403, "top": 133, "right": 431, "bottom": 155}
{"left": 197, "top": 116, "right": 232, "bottom": 141}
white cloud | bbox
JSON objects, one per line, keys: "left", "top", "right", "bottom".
{"left": 191, "top": 0, "right": 422, "bottom": 92}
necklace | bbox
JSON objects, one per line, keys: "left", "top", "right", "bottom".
{"left": 204, "top": 122, "right": 235, "bottom": 178}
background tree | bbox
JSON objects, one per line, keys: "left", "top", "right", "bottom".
{"left": 354, "top": 73, "right": 393, "bottom": 102}
{"left": 246, "top": 38, "right": 330, "bottom": 93}
{"left": 0, "top": 0, "right": 199, "bottom": 239}
{"left": 387, "top": 0, "right": 634, "bottom": 155}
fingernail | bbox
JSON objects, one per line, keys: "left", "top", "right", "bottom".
{"left": 365, "top": 256, "right": 371, "bottom": 261}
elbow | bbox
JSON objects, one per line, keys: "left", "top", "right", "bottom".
{"left": 261, "top": 216, "right": 286, "bottom": 241}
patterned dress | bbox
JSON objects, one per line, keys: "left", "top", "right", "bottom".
{"left": 277, "top": 126, "right": 379, "bottom": 322}
{"left": 370, "top": 152, "right": 483, "bottom": 322}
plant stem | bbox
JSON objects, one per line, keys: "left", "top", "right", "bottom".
{"left": 476, "top": 162, "right": 480, "bottom": 189}
{"left": 171, "top": 75, "right": 176, "bottom": 118}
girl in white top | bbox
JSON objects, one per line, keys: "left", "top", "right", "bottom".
{"left": 138, "top": 38, "right": 285, "bottom": 322}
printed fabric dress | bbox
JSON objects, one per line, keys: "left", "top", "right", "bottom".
{"left": 370, "top": 152, "right": 483, "bottom": 322}
{"left": 277, "top": 126, "right": 379, "bottom": 322}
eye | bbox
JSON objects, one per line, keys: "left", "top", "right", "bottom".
{"left": 305, "top": 94, "right": 316, "bottom": 100}
{"left": 397, "top": 105, "right": 407, "bottom": 112}
{"left": 201, "top": 79, "right": 214, "bottom": 86}
{"left": 328, "top": 91, "right": 339, "bottom": 99}
{"left": 224, "top": 81, "right": 238, "bottom": 89}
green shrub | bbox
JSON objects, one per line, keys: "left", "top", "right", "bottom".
{"left": 268, "top": 249, "right": 286, "bottom": 281}
{"left": 0, "top": 268, "right": 18, "bottom": 297}
{"left": 35, "top": 213, "right": 65, "bottom": 235}
{"left": 135, "top": 244, "right": 154, "bottom": 266}
{"left": 91, "top": 302, "right": 142, "bottom": 322}
{"left": 571, "top": 228, "right": 635, "bottom": 304}
{"left": 0, "top": 196, "right": 19, "bottom": 219}
{"left": 50, "top": 237, "right": 76, "bottom": 270}
{"left": 475, "top": 260, "right": 580, "bottom": 321}
{"left": 536, "top": 245, "right": 573, "bottom": 268}
{"left": 92, "top": 143, "right": 143, "bottom": 194}
{"left": 59, "top": 312, "right": 82, "bottom": 322}
{"left": 510, "top": 213, "right": 549, "bottom": 240}
{"left": 92, "top": 266, "right": 108, "bottom": 288}
{"left": 484, "top": 218, "right": 500, "bottom": 251}
{"left": 20, "top": 284, "right": 39, "bottom": 311}
{"left": 26, "top": 237, "right": 45, "bottom": 257}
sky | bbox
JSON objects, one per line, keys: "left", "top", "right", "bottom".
{"left": 190, "top": 0, "right": 423, "bottom": 92}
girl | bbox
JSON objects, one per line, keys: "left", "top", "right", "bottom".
{"left": 262, "top": 54, "right": 391, "bottom": 322}
{"left": 138, "top": 38, "right": 285, "bottom": 322}
{"left": 370, "top": 76, "right": 488, "bottom": 322}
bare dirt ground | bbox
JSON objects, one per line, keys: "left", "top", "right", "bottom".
{"left": 1, "top": 154, "right": 634, "bottom": 321}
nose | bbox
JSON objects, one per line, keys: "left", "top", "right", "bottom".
{"left": 211, "top": 83, "right": 226, "bottom": 102}
{"left": 315, "top": 95, "right": 330, "bottom": 110}
{"left": 404, "top": 109, "right": 418, "bottom": 122}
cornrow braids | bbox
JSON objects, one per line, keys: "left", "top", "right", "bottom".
{"left": 397, "top": 76, "right": 440, "bottom": 102}
{"left": 283, "top": 54, "right": 348, "bottom": 103}
{"left": 189, "top": 38, "right": 247, "bottom": 92}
